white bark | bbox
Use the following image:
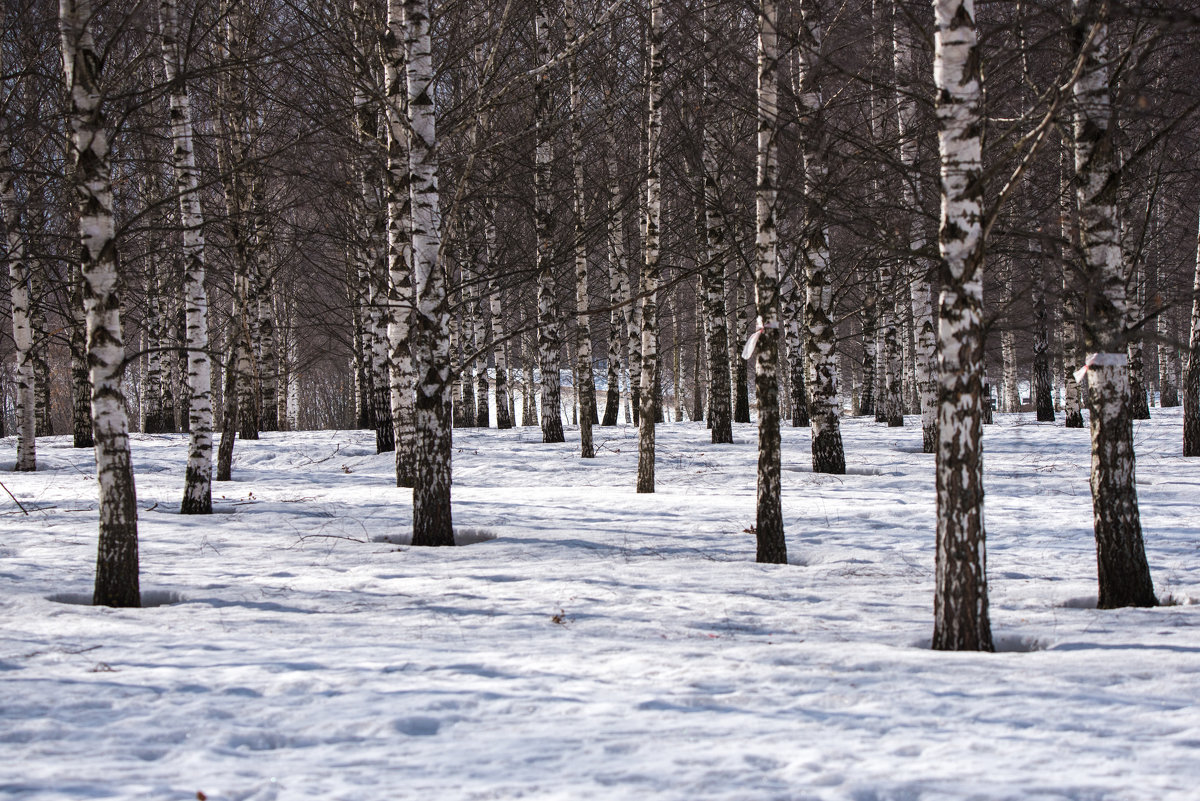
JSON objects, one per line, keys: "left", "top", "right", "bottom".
{"left": 931, "top": 0, "right": 991, "bottom": 651}
{"left": 636, "top": 0, "right": 664, "bottom": 494}
{"left": 161, "top": 0, "right": 214, "bottom": 513}
{"left": 567, "top": 0, "right": 595, "bottom": 458}
{"left": 1183, "top": 207, "right": 1200, "bottom": 453}
{"left": 61, "top": 0, "right": 140, "bottom": 607}
{"left": 534, "top": 3, "right": 564, "bottom": 444}
{"left": 701, "top": 0, "right": 733, "bottom": 444}
{"left": 602, "top": 128, "right": 628, "bottom": 427}
{"left": 384, "top": 0, "right": 417, "bottom": 485}
{"left": 1072, "top": 0, "right": 1155, "bottom": 607}
{"left": 1001, "top": 271, "right": 1020, "bottom": 413}
{"left": 1061, "top": 137, "right": 1085, "bottom": 427}
{"left": 753, "top": 0, "right": 785, "bottom": 564}
{"left": 796, "top": 2, "right": 845, "bottom": 474}
{"left": 895, "top": 0, "right": 937, "bottom": 450}
{"left": 0, "top": 124, "right": 36, "bottom": 472}
{"left": 404, "top": 0, "right": 454, "bottom": 546}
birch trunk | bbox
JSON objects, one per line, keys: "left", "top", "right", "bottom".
{"left": 874, "top": 320, "right": 887, "bottom": 423}
{"left": 239, "top": 179, "right": 262, "bottom": 441}
{"left": 753, "top": 0, "right": 785, "bottom": 563}
{"left": 405, "top": 0, "right": 454, "bottom": 546}
{"left": 521, "top": 330, "right": 538, "bottom": 426}
{"left": 143, "top": 269, "right": 165, "bottom": 433}
{"left": 1072, "top": 0, "right": 1156, "bottom": 608}
{"left": 70, "top": 260, "right": 93, "bottom": 448}
{"left": 277, "top": 294, "right": 296, "bottom": 430}
{"left": 0, "top": 124, "right": 36, "bottom": 472}
{"left": 868, "top": 0, "right": 902, "bottom": 429}
{"left": 636, "top": 0, "right": 664, "bottom": 494}
{"left": 671, "top": 301, "right": 682, "bottom": 423}
{"left": 384, "top": 0, "right": 417, "bottom": 486}
{"left": 797, "top": 3, "right": 845, "bottom": 474}
{"left": 161, "top": 271, "right": 181, "bottom": 435}
{"left": 733, "top": 278, "right": 751, "bottom": 424}
{"left": 1184, "top": 207, "right": 1200, "bottom": 455}
{"left": 602, "top": 144, "right": 627, "bottom": 427}
{"left": 931, "top": 0, "right": 992, "bottom": 651}
{"left": 215, "top": 0, "right": 257, "bottom": 456}
{"left": 883, "top": 280, "right": 905, "bottom": 426}
{"left": 602, "top": 77, "right": 631, "bottom": 429}
{"left": 693, "top": 285, "right": 705, "bottom": 422}
{"left": 602, "top": 214, "right": 624, "bottom": 425}
{"left": 533, "top": 3, "right": 564, "bottom": 444}
{"left": 1061, "top": 136, "right": 1086, "bottom": 428}
{"left": 1032, "top": 237, "right": 1055, "bottom": 421}
{"left": 216, "top": 346, "right": 238, "bottom": 482}
{"left": 353, "top": 11, "right": 393, "bottom": 452}
{"left": 894, "top": 4, "right": 936, "bottom": 449}
{"left": 252, "top": 189, "right": 279, "bottom": 434}
{"left": 161, "top": 0, "right": 214, "bottom": 513}
{"left": 1160, "top": 294, "right": 1178, "bottom": 407}
{"left": 286, "top": 328, "right": 299, "bottom": 431}
{"left": 30, "top": 265, "right": 50, "bottom": 437}
{"left": 61, "top": 0, "right": 140, "bottom": 607}
{"left": 1001, "top": 271, "right": 1020, "bottom": 413}
{"left": 859, "top": 293, "right": 878, "bottom": 417}
{"left": 1125, "top": 237, "right": 1150, "bottom": 420}
{"left": 486, "top": 235, "right": 512, "bottom": 428}
{"left": 628, "top": 258, "right": 643, "bottom": 426}
{"left": 785, "top": 275, "right": 809, "bottom": 428}
{"left": 468, "top": 88, "right": 506, "bottom": 429}
{"left": 352, "top": 279, "right": 370, "bottom": 429}
{"left": 469, "top": 159, "right": 489, "bottom": 429}
{"left": 459, "top": 258, "right": 478, "bottom": 429}
{"left": 701, "top": 2, "right": 733, "bottom": 444}
{"left": 567, "top": 0, "right": 595, "bottom": 458}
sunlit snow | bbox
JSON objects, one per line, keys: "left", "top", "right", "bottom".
{"left": 2, "top": 410, "right": 1198, "bottom": 800}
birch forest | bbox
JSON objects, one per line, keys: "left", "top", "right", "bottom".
{"left": 3, "top": 0, "right": 1200, "bottom": 652}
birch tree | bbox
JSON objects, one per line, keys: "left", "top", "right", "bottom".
{"left": 0, "top": 93, "right": 36, "bottom": 472}
{"left": 1159, "top": 231, "right": 1178, "bottom": 406}
{"left": 404, "top": 0, "right": 454, "bottom": 546}
{"left": 534, "top": 2, "right": 564, "bottom": 444}
{"left": 894, "top": 1, "right": 937, "bottom": 451}
{"left": 486, "top": 235, "right": 513, "bottom": 429}
{"left": 1000, "top": 268, "right": 1020, "bottom": 412}
{"left": 1071, "top": 0, "right": 1156, "bottom": 608}
{"left": 602, "top": 144, "right": 629, "bottom": 427}
{"left": 1061, "top": 136, "right": 1086, "bottom": 428}
{"left": 636, "top": 0, "right": 664, "bottom": 494}
{"left": 567, "top": 0, "right": 595, "bottom": 458}
{"left": 1032, "top": 251, "right": 1055, "bottom": 421}
{"left": 752, "top": 0, "right": 785, "bottom": 563}
{"left": 700, "top": 0, "right": 733, "bottom": 445}
{"left": 931, "top": 0, "right": 992, "bottom": 651}
{"left": 214, "top": 0, "right": 258, "bottom": 474}
{"left": 352, "top": 3, "right": 393, "bottom": 453}
{"left": 160, "top": 0, "right": 214, "bottom": 514}
{"left": 466, "top": 31, "right": 502, "bottom": 432}
{"left": 383, "top": 0, "right": 417, "bottom": 486}
{"left": 61, "top": 0, "right": 140, "bottom": 607}
{"left": 796, "top": 1, "right": 845, "bottom": 475}
{"left": 1184, "top": 208, "right": 1200, "bottom": 455}
{"left": 70, "top": 260, "right": 92, "bottom": 448}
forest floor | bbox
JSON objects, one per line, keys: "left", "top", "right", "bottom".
{"left": 2, "top": 409, "right": 1199, "bottom": 800}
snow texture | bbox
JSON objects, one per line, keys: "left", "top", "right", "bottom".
{"left": 2, "top": 410, "right": 1199, "bottom": 800}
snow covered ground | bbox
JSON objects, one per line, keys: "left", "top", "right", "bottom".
{"left": 2, "top": 410, "right": 1199, "bottom": 800}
